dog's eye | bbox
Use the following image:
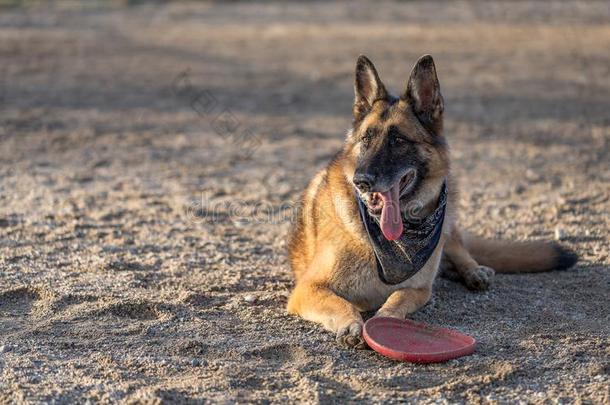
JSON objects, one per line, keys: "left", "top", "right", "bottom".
{"left": 390, "top": 132, "right": 408, "bottom": 146}
{"left": 392, "top": 136, "right": 406, "bottom": 145}
{"left": 362, "top": 128, "right": 374, "bottom": 144}
{"left": 388, "top": 127, "right": 408, "bottom": 146}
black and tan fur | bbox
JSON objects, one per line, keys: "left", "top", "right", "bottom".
{"left": 287, "top": 55, "right": 578, "bottom": 348}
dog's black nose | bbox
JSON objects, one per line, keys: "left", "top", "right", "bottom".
{"left": 353, "top": 172, "right": 376, "bottom": 192}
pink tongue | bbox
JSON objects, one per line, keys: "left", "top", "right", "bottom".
{"left": 378, "top": 183, "right": 403, "bottom": 240}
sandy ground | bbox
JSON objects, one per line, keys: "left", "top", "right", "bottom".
{"left": 0, "top": 1, "right": 609, "bottom": 403}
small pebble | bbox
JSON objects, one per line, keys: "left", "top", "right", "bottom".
{"left": 554, "top": 227, "right": 565, "bottom": 241}
{"left": 514, "top": 184, "right": 526, "bottom": 194}
{"left": 243, "top": 294, "right": 257, "bottom": 303}
{"left": 525, "top": 169, "right": 541, "bottom": 182}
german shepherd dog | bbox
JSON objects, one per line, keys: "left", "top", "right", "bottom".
{"left": 287, "top": 55, "right": 578, "bottom": 349}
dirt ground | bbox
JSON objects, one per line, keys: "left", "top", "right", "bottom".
{"left": 0, "top": 1, "right": 608, "bottom": 403}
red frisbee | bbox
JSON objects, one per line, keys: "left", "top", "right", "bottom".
{"left": 363, "top": 317, "right": 476, "bottom": 363}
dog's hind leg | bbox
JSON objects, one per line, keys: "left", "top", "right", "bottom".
{"left": 444, "top": 227, "right": 495, "bottom": 291}
{"left": 438, "top": 255, "right": 461, "bottom": 281}
{"left": 287, "top": 281, "right": 365, "bottom": 349}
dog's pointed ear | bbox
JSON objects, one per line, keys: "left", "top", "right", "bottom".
{"left": 353, "top": 55, "right": 387, "bottom": 120}
{"left": 403, "top": 55, "right": 444, "bottom": 134}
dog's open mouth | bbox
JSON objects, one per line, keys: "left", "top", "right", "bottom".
{"left": 398, "top": 169, "right": 417, "bottom": 196}
{"left": 365, "top": 169, "right": 416, "bottom": 240}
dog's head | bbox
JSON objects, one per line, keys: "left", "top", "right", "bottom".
{"left": 344, "top": 55, "right": 450, "bottom": 240}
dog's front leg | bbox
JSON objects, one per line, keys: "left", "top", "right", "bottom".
{"left": 287, "top": 281, "right": 365, "bottom": 349}
{"left": 374, "top": 287, "right": 432, "bottom": 319}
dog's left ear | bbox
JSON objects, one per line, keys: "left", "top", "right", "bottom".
{"left": 403, "top": 55, "right": 444, "bottom": 135}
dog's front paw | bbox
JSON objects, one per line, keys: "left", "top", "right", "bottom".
{"left": 464, "top": 265, "right": 495, "bottom": 291}
{"left": 336, "top": 321, "right": 366, "bottom": 349}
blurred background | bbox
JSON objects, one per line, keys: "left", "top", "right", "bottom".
{"left": 0, "top": 1, "right": 608, "bottom": 403}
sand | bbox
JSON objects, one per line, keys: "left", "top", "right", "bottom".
{"left": 0, "top": 1, "right": 608, "bottom": 403}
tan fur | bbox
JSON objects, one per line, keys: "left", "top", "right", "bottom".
{"left": 462, "top": 233, "right": 565, "bottom": 273}
{"left": 287, "top": 125, "right": 456, "bottom": 345}
{"left": 286, "top": 55, "right": 577, "bottom": 348}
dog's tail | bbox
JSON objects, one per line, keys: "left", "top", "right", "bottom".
{"left": 463, "top": 232, "right": 578, "bottom": 273}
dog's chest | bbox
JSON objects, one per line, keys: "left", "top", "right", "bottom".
{"left": 332, "top": 243, "right": 443, "bottom": 312}
{"left": 345, "top": 264, "right": 402, "bottom": 311}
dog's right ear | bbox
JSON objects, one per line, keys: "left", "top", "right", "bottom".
{"left": 353, "top": 55, "right": 387, "bottom": 120}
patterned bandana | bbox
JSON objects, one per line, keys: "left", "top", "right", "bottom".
{"left": 356, "top": 181, "right": 447, "bottom": 285}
